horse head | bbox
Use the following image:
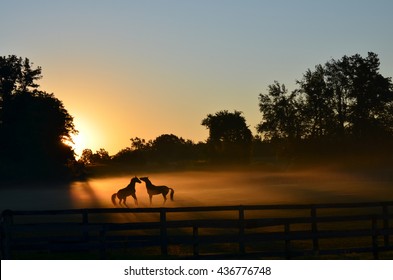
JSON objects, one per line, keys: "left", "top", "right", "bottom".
{"left": 131, "top": 176, "right": 141, "bottom": 184}
{"left": 139, "top": 176, "right": 150, "bottom": 183}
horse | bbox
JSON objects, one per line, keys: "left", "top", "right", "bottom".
{"left": 111, "top": 176, "right": 141, "bottom": 207}
{"left": 139, "top": 177, "right": 174, "bottom": 205}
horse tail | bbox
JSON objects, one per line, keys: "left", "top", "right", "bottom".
{"left": 169, "top": 188, "right": 174, "bottom": 201}
{"left": 111, "top": 193, "right": 117, "bottom": 206}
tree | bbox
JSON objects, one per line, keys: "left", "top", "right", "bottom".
{"left": 257, "top": 52, "right": 393, "bottom": 160}
{"left": 78, "top": 148, "right": 111, "bottom": 165}
{"left": 202, "top": 110, "right": 252, "bottom": 161}
{"left": 1, "top": 56, "right": 42, "bottom": 129}
{"left": 130, "top": 137, "right": 148, "bottom": 151}
{"left": 342, "top": 53, "right": 393, "bottom": 139}
{"left": 324, "top": 55, "right": 353, "bottom": 137}
{"left": 0, "top": 55, "right": 76, "bottom": 181}
{"left": 79, "top": 149, "right": 94, "bottom": 165}
{"left": 297, "top": 65, "right": 336, "bottom": 139}
{"left": 112, "top": 147, "right": 136, "bottom": 164}
{"left": 149, "top": 134, "right": 194, "bottom": 163}
{"left": 94, "top": 148, "right": 111, "bottom": 163}
{"left": 0, "top": 56, "right": 42, "bottom": 98}
{"left": 259, "top": 53, "right": 393, "bottom": 143}
{"left": 257, "top": 81, "right": 304, "bottom": 141}
{"left": 317, "top": 52, "right": 393, "bottom": 140}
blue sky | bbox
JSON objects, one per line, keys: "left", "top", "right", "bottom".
{"left": 1, "top": 0, "right": 392, "bottom": 155}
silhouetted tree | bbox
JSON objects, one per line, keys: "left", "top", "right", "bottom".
{"left": 330, "top": 53, "right": 393, "bottom": 139}
{"left": 0, "top": 55, "right": 76, "bottom": 181}
{"left": 257, "top": 52, "right": 393, "bottom": 160}
{"left": 150, "top": 134, "right": 194, "bottom": 163}
{"left": 202, "top": 110, "right": 252, "bottom": 161}
{"left": 95, "top": 148, "right": 110, "bottom": 162}
{"left": 112, "top": 147, "right": 134, "bottom": 163}
{"left": 78, "top": 148, "right": 111, "bottom": 165}
{"left": 257, "top": 82, "right": 304, "bottom": 141}
{"left": 79, "top": 149, "right": 94, "bottom": 165}
{"left": 130, "top": 137, "right": 149, "bottom": 151}
{"left": 299, "top": 52, "right": 393, "bottom": 141}
{"left": 0, "top": 55, "right": 42, "bottom": 101}
{"left": 297, "top": 65, "right": 336, "bottom": 139}
{"left": 103, "top": 134, "right": 200, "bottom": 167}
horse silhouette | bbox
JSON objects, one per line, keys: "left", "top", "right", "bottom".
{"left": 139, "top": 177, "right": 174, "bottom": 205}
{"left": 111, "top": 176, "right": 141, "bottom": 207}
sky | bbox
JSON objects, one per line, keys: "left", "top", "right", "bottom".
{"left": 1, "top": 0, "right": 393, "bottom": 156}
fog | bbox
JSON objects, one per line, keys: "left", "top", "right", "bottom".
{"left": 1, "top": 168, "right": 393, "bottom": 212}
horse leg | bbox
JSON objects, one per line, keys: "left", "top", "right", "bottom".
{"left": 131, "top": 193, "right": 138, "bottom": 206}
{"left": 149, "top": 195, "right": 152, "bottom": 206}
{"left": 162, "top": 189, "right": 169, "bottom": 204}
{"left": 123, "top": 197, "right": 129, "bottom": 208}
{"left": 120, "top": 196, "right": 126, "bottom": 207}
{"left": 111, "top": 193, "right": 118, "bottom": 206}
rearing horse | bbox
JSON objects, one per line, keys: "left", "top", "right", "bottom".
{"left": 111, "top": 176, "right": 141, "bottom": 207}
{"left": 140, "top": 177, "right": 174, "bottom": 205}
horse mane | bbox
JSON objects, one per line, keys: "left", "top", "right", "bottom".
{"left": 140, "top": 177, "right": 155, "bottom": 186}
{"left": 131, "top": 176, "right": 139, "bottom": 182}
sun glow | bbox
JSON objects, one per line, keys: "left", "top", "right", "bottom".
{"left": 66, "top": 117, "right": 106, "bottom": 158}
{"left": 63, "top": 132, "right": 86, "bottom": 159}
{"left": 70, "top": 133, "right": 86, "bottom": 158}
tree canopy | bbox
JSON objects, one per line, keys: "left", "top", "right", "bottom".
{"left": 0, "top": 55, "right": 77, "bottom": 181}
{"left": 258, "top": 52, "right": 393, "bottom": 144}
{"left": 202, "top": 110, "right": 252, "bottom": 161}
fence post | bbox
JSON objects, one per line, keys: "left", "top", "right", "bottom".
{"left": 1, "top": 210, "right": 13, "bottom": 260}
{"left": 99, "top": 225, "right": 107, "bottom": 260}
{"left": 82, "top": 209, "right": 89, "bottom": 242}
{"left": 193, "top": 226, "right": 199, "bottom": 257}
{"left": 160, "top": 209, "right": 168, "bottom": 256}
{"left": 372, "top": 215, "right": 379, "bottom": 259}
{"left": 285, "top": 223, "right": 291, "bottom": 259}
{"left": 238, "top": 206, "right": 245, "bottom": 254}
{"left": 311, "top": 206, "right": 319, "bottom": 255}
{"left": 382, "top": 204, "right": 389, "bottom": 248}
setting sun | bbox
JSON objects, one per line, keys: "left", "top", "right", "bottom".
{"left": 70, "top": 132, "right": 86, "bottom": 158}
{"left": 63, "top": 118, "right": 100, "bottom": 158}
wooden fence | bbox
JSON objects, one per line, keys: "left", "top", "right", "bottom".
{"left": 1, "top": 201, "right": 393, "bottom": 259}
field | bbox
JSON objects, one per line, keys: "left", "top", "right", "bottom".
{"left": 1, "top": 165, "right": 393, "bottom": 259}
{"left": 3, "top": 166, "right": 393, "bottom": 211}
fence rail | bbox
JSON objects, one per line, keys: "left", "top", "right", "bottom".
{"left": 1, "top": 201, "right": 393, "bottom": 259}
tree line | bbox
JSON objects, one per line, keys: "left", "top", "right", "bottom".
{"left": 258, "top": 52, "right": 393, "bottom": 159}
{"left": 83, "top": 52, "right": 393, "bottom": 169}
{"left": 79, "top": 110, "right": 253, "bottom": 169}
{"left": 1, "top": 52, "right": 392, "bottom": 182}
